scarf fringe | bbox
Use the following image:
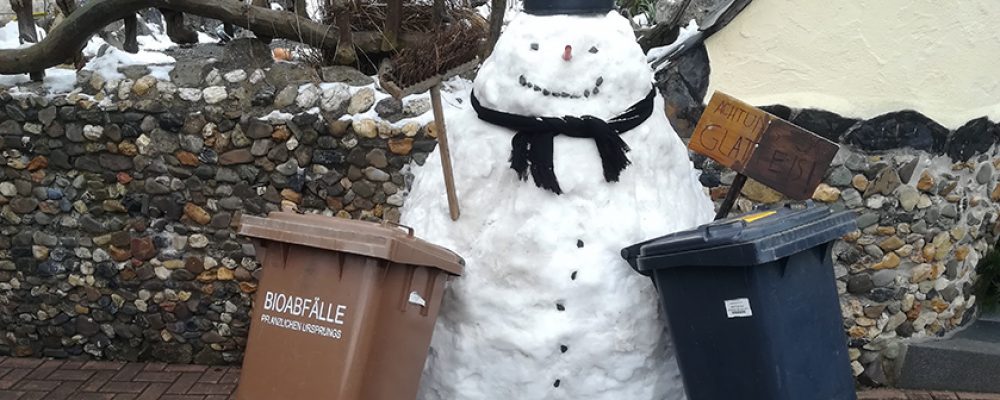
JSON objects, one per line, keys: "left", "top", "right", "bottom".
{"left": 510, "top": 133, "right": 531, "bottom": 182}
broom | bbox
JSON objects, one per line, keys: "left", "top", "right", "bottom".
{"left": 378, "top": 20, "right": 485, "bottom": 221}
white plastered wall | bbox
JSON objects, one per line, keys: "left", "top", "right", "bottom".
{"left": 705, "top": 0, "right": 1000, "bottom": 129}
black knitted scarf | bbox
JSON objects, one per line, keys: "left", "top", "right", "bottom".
{"left": 470, "top": 88, "right": 656, "bottom": 195}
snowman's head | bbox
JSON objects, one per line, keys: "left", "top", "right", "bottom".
{"left": 473, "top": 11, "right": 653, "bottom": 119}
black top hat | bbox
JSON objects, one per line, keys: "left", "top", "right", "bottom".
{"left": 523, "top": 0, "right": 616, "bottom": 15}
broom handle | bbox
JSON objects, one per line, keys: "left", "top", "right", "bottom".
{"left": 430, "top": 85, "right": 461, "bottom": 221}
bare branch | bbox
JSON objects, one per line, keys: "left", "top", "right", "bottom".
{"left": 483, "top": 0, "right": 504, "bottom": 58}
{"left": 0, "top": 0, "right": 341, "bottom": 74}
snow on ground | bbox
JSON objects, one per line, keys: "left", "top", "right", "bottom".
{"left": 0, "top": 17, "right": 177, "bottom": 93}
{"left": 77, "top": 17, "right": 179, "bottom": 81}
{"left": 0, "top": 23, "right": 77, "bottom": 93}
{"left": 197, "top": 31, "right": 218, "bottom": 44}
{"left": 79, "top": 35, "right": 176, "bottom": 82}
{"left": 305, "top": 0, "right": 323, "bottom": 21}
{"left": 134, "top": 21, "right": 177, "bottom": 51}
{"left": 476, "top": 0, "right": 523, "bottom": 25}
{"left": 0, "top": 21, "right": 44, "bottom": 88}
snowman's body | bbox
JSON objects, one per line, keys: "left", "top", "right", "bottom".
{"left": 402, "top": 10, "right": 714, "bottom": 400}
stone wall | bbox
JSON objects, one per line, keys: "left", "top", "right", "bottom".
{"left": 0, "top": 56, "right": 438, "bottom": 363}
{"left": 691, "top": 107, "right": 1000, "bottom": 386}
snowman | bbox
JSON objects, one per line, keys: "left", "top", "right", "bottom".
{"left": 401, "top": 1, "right": 715, "bottom": 399}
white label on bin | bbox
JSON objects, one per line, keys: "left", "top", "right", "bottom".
{"left": 409, "top": 291, "right": 427, "bottom": 307}
{"left": 258, "top": 291, "right": 348, "bottom": 341}
{"left": 724, "top": 298, "right": 753, "bottom": 318}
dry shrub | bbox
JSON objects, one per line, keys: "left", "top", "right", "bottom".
{"left": 382, "top": 17, "right": 485, "bottom": 89}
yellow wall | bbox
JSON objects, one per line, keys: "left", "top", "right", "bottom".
{"left": 705, "top": 0, "right": 1000, "bottom": 129}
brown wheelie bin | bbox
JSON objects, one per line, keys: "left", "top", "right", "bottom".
{"left": 235, "top": 212, "right": 464, "bottom": 400}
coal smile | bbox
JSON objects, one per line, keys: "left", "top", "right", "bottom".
{"left": 518, "top": 75, "right": 604, "bottom": 99}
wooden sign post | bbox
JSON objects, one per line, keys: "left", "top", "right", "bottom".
{"left": 690, "top": 92, "right": 839, "bottom": 220}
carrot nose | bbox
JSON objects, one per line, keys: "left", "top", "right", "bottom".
{"left": 563, "top": 45, "right": 573, "bottom": 61}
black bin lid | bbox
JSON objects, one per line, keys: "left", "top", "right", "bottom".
{"left": 523, "top": 0, "right": 615, "bottom": 15}
{"left": 622, "top": 204, "right": 857, "bottom": 274}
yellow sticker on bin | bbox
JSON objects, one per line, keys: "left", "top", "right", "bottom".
{"left": 739, "top": 211, "right": 777, "bottom": 224}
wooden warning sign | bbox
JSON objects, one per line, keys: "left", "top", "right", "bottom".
{"left": 689, "top": 91, "right": 841, "bottom": 217}
{"left": 689, "top": 92, "right": 771, "bottom": 171}
{"left": 744, "top": 119, "right": 839, "bottom": 200}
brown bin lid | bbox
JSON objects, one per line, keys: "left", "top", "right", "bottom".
{"left": 238, "top": 212, "right": 464, "bottom": 276}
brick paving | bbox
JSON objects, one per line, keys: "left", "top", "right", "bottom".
{"left": 859, "top": 389, "right": 1000, "bottom": 400}
{"left": 1, "top": 357, "right": 999, "bottom": 400}
{"left": 0, "top": 357, "right": 238, "bottom": 400}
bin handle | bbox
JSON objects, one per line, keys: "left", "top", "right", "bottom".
{"left": 382, "top": 220, "right": 415, "bottom": 237}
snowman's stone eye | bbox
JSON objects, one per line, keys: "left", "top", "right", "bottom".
{"left": 530, "top": 43, "right": 539, "bottom": 51}
{"left": 589, "top": 46, "right": 599, "bottom": 54}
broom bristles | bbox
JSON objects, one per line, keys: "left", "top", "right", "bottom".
{"left": 384, "top": 19, "right": 486, "bottom": 90}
